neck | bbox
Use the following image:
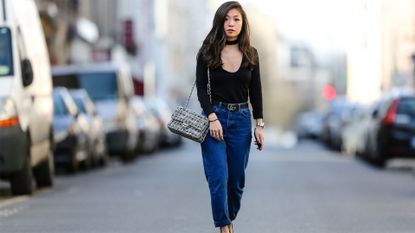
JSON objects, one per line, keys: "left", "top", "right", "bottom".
{"left": 226, "top": 39, "right": 238, "bottom": 45}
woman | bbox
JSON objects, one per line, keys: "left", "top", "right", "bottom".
{"left": 196, "top": 1, "right": 265, "bottom": 233}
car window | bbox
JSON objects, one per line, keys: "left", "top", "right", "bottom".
{"left": 78, "top": 72, "right": 118, "bottom": 102}
{"left": 53, "top": 74, "right": 80, "bottom": 88}
{"left": 397, "top": 97, "right": 415, "bottom": 117}
{"left": 0, "top": 27, "right": 14, "bottom": 77}
{"left": 73, "top": 97, "right": 87, "bottom": 114}
{"left": 53, "top": 92, "right": 69, "bottom": 116}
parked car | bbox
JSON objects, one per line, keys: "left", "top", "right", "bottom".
{"left": 131, "top": 96, "right": 162, "bottom": 153}
{"left": 341, "top": 104, "right": 370, "bottom": 156}
{"left": 320, "top": 98, "right": 356, "bottom": 150}
{"left": 144, "top": 97, "right": 182, "bottom": 147}
{"left": 53, "top": 87, "right": 90, "bottom": 172}
{"left": 361, "top": 92, "right": 415, "bottom": 168}
{"left": 295, "top": 110, "right": 323, "bottom": 140}
{"left": 69, "top": 89, "right": 107, "bottom": 166}
{"left": 0, "top": 0, "right": 54, "bottom": 195}
{"left": 51, "top": 62, "right": 138, "bottom": 160}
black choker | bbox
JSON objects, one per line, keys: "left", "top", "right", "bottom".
{"left": 226, "top": 40, "right": 238, "bottom": 45}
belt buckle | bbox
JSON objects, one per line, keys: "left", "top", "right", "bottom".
{"left": 228, "top": 104, "right": 237, "bottom": 111}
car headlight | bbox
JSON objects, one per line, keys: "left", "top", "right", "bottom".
{"left": 0, "top": 98, "right": 18, "bottom": 126}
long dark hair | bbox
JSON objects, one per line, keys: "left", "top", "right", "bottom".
{"left": 197, "top": 1, "right": 257, "bottom": 69}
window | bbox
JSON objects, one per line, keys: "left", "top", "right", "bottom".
{"left": 73, "top": 97, "right": 87, "bottom": 114}
{"left": 397, "top": 97, "right": 415, "bottom": 118}
{"left": 52, "top": 74, "right": 79, "bottom": 89}
{"left": 53, "top": 92, "right": 69, "bottom": 116}
{"left": 0, "top": 27, "right": 14, "bottom": 77}
{"left": 77, "top": 72, "right": 118, "bottom": 102}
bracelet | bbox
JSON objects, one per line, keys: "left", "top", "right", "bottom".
{"left": 209, "top": 118, "right": 218, "bottom": 123}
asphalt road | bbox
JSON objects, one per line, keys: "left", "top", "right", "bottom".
{"left": 1, "top": 140, "right": 415, "bottom": 233}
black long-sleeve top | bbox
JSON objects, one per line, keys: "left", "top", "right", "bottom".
{"left": 196, "top": 49, "right": 263, "bottom": 119}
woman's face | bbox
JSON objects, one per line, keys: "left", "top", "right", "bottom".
{"left": 224, "top": 8, "right": 243, "bottom": 41}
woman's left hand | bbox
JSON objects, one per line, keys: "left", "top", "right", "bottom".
{"left": 254, "top": 127, "right": 265, "bottom": 151}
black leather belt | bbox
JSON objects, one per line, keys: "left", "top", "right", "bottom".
{"left": 215, "top": 102, "right": 248, "bottom": 112}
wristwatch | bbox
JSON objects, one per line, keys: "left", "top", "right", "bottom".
{"left": 256, "top": 122, "right": 265, "bottom": 128}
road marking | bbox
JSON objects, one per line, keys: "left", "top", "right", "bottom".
{"left": 0, "top": 206, "right": 24, "bottom": 218}
{"left": 0, "top": 196, "right": 29, "bottom": 210}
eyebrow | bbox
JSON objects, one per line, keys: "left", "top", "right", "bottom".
{"left": 226, "top": 14, "right": 241, "bottom": 18}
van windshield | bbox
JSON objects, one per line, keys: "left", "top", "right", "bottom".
{"left": 77, "top": 72, "right": 118, "bottom": 102}
{"left": 0, "top": 27, "right": 14, "bottom": 77}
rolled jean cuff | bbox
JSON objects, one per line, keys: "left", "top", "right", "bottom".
{"left": 215, "top": 219, "right": 232, "bottom": 228}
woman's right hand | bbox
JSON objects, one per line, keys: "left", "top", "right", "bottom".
{"left": 208, "top": 113, "right": 224, "bottom": 141}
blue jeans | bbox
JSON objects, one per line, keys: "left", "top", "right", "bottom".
{"left": 201, "top": 103, "right": 252, "bottom": 227}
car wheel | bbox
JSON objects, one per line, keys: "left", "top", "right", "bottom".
{"left": 368, "top": 158, "right": 386, "bottom": 168}
{"left": 121, "top": 134, "right": 135, "bottom": 162}
{"left": 97, "top": 140, "right": 108, "bottom": 167}
{"left": 368, "top": 141, "right": 387, "bottom": 169}
{"left": 66, "top": 145, "right": 80, "bottom": 173}
{"left": 10, "top": 146, "right": 33, "bottom": 195}
{"left": 34, "top": 149, "right": 54, "bottom": 188}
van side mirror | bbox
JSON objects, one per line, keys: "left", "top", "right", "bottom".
{"left": 21, "top": 58, "right": 33, "bottom": 87}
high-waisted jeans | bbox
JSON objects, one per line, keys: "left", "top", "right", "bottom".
{"left": 201, "top": 103, "right": 252, "bottom": 227}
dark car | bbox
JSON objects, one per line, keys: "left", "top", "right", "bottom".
{"left": 53, "top": 87, "right": 90, "bottom": 172}
{"left": 69, "top": 89, "right": 108, "bottom": 166}
{"left": 320, "top": 97, "right": 355, "bottom": 150}
{"left": 362, "top": 93, "right": 415, "bottom": 168}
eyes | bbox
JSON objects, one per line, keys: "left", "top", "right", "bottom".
{"left": 225, "top": 17, "right": 241, "bottom": 23}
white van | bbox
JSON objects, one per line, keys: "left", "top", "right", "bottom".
{"left": 0, "top": 0, "right": 54, "bottom": 195}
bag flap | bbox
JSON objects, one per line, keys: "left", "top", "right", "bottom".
{"left": 171, "top": 106, "right": 207, "bottom": 124}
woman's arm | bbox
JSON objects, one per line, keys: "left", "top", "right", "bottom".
{"left": 250, "top": 49, "right": 265, "bottom": 150}
{"left": 196, "top": 59, "right": 214, "bottom": 116}
{"left": 249, "top": 49, "right": 263, "bottom": 120}
{"left": 196, "top": 59, "right": 223, "bottom": 141}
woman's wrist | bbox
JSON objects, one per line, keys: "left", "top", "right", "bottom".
{"left": 208, "top": 113, "right": 217, "bottom": 121}
{"left": 255, "top": 119, "right": 264, "bottom": 128}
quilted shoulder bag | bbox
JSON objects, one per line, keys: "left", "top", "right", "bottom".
{"left": 167, "top": 70, "right": 212, "bottom": 143}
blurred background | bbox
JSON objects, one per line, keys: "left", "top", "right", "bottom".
{"left": 2, "top": 1, "right": 415, "bottom": 232}
{"left": 0, "top": 0, "right": 414, "bottom": 177}
{"left": 24, "top": 0, "right": 415, "bottom": 162}
{"left": 34, "top": 0, "right": 415, "bottom": 127}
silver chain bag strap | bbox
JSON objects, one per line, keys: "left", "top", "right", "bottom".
{"left": 167, "top": 69, "right": 212, "bottom": 143}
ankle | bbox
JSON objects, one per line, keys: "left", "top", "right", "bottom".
{"left": 220, "top": 225, "right": 230, "bottom": 233}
